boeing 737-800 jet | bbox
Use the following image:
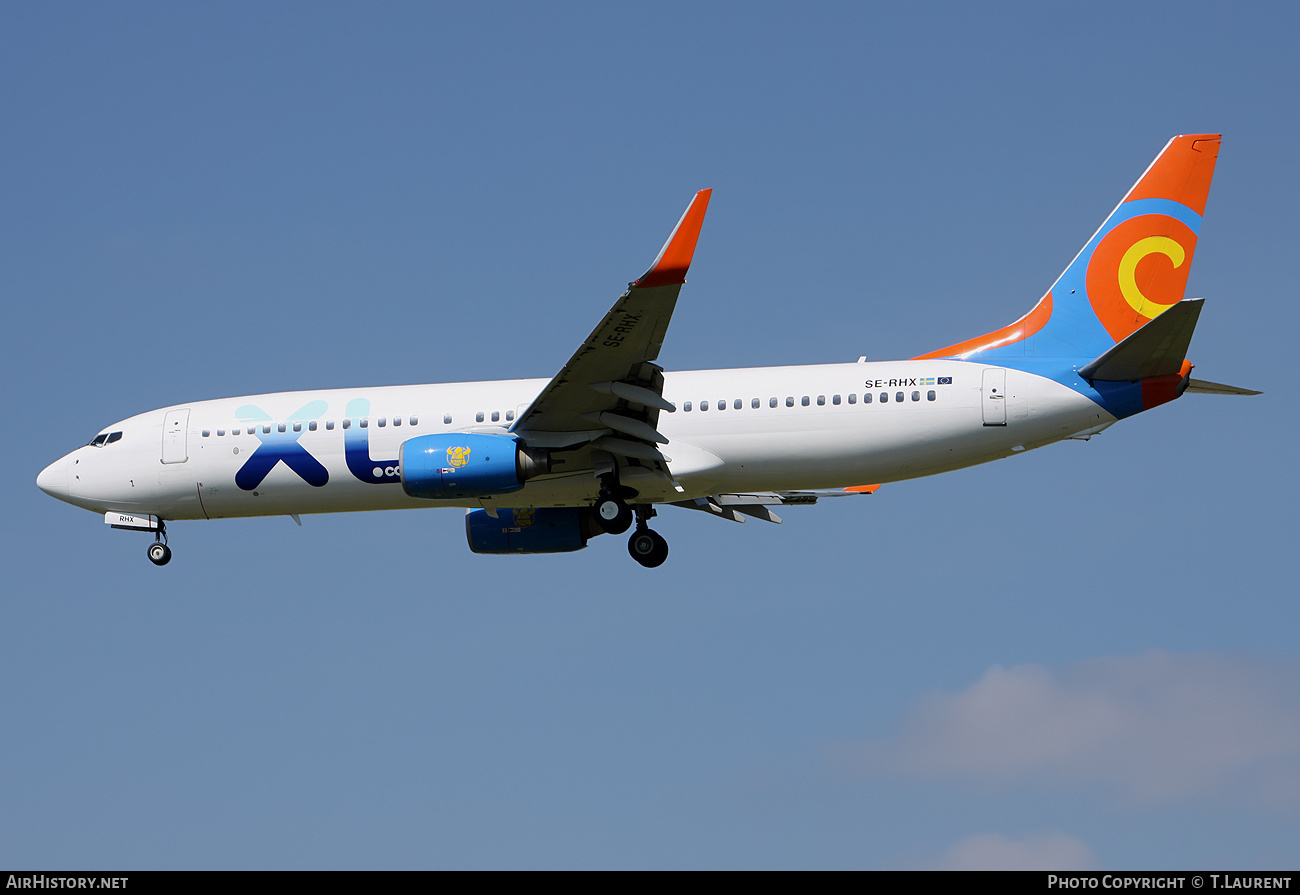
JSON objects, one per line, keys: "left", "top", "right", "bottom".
{"left": 37, "top": 134, "right": 1256, "bottom": 568}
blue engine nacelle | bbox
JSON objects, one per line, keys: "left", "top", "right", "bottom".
{"left": 465, "top": 507, "right": 602, "bottom": 554}
{"left": 399, "top": 433, "right": 550, "bottom": 499}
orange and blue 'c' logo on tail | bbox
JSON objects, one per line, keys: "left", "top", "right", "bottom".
{"left": 918, "top": 134, "right": 1220, "bottom": 364}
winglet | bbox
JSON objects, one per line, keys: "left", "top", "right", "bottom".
{"left": 635, "top": 189, "right": 712, "bottom": 288}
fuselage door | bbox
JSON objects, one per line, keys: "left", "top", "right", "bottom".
{"left": 981, "top": 369, "right": 1007, "bottom": 427}
{"left": 162, "top": 408, "right": 190, "bottom": 463}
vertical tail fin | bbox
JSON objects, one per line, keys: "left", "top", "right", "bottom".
{"left": 918, "top": 134, "right": 1220, "bottom": 362}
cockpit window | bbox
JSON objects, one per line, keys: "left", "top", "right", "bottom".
{"left": 89, "top": 431, "right": 123, "bottom": 447}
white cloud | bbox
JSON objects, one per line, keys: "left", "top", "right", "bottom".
{"left": 937, "top": 832, "right": 1096, "bottom": 871}
{"left": 846, "top": 652, "right": 1300, "bottom": 802}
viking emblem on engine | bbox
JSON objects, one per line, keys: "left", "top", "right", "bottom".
{"left": 447, "top": 446, "right": 472, "bottom": 468}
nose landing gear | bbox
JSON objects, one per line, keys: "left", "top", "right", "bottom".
{"left": 147, "top": 523, "right": 171, "bottom": 566}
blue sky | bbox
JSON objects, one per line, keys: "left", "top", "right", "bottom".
{"left": 3, "top": 2, "right": 1298, "bottom": 869}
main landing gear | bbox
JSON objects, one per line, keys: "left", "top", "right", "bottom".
{"left": 626, "top": 506, "right": 668, "bottom": 568}
{"left": 594, "top": 492, "right": 633, "bottom": 535}
{"left": 147, "top": 522, "right": 171, "bottom": 566}
{"left": 593, "top": 472, "right": 667, "bottom": 567}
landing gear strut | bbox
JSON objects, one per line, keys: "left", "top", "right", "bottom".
{"left": 627, "top": 506, "right": 668, "bottom": 568}
{"left": 147, "top": 522, "right": 171, "bottom": 566}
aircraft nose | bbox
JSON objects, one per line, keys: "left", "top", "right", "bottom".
{"left": 37, "top": 456, "right": 70, "bottom": 500}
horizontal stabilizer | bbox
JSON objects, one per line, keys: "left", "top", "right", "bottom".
{"left": 1079, "top": 299, "right": 1203, "bottom": 382}
{"left": 1185, "top": 378, "right": 1262, "bottom": 396}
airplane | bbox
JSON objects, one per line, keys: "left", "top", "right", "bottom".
{"left": 37, "top": 133, "right": 1257, "bottom": 568}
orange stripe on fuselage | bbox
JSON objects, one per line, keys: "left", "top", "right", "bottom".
{"left": 913, "top": 292, "right": 1054, "bottom": 360}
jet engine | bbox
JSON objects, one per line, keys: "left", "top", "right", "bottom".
{"left": 464, "top": 507, "right": 604, "bottom": 554}
{"left": 399, "top": 433, "right": 549, "bottom": 499}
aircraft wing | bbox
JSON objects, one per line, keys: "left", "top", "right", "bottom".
{"left": 511, "top": 190, "right": 712, "bottom": 465}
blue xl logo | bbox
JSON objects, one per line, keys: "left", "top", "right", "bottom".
{"left": 233, "top": 401, "right": 329, "bottom": 490}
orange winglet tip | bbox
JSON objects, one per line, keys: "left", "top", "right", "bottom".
{"left": 636, "top": 189, "right": 712, "bottom": 288}
{"left": 844, "top": 484, "right": 881, "bottom": 494}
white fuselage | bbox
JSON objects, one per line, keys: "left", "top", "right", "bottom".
{"left": 40, "top": 359, "right": 1111, "bottom": 523}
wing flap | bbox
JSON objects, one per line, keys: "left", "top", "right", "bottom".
{"left": 669, "top": 486, "right": 879, "bottom": 524}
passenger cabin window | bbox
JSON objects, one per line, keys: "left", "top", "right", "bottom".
{"left": 217, "top": 429, "right": 225, "bottom": 437}
{"left": 505, "top": 411, "right": 513, "bottom": 421}
{"left": 476, "top": 412, "right": 484, "bottom": 422}
{"left": 833, "top": 395, "right": 841, "bottom": 405}
{"left": 801, "top": 396, "right": 810, "bottom": 406}
{"left": 880, "top": 393, "right": 887, "bottom": 403}
{"left": 912, "top": 391, "right": 920, "bottom": 402}
{"left": 817, "top": 395, "right": 826, "bottom": 406}
{"left": 309, "top": 421, "right": 317, "bottom": 431}
{"left": 326, "top": 421, "right": 335, "bottom": 430}
{"left": 378, "top": 417, "right": 386, "bottom": 427}
{"left": 393, "top": 416, "right": 401, "bottom": 426}
{"left": 734, "top": 399, "right": 742, "bottom": 410}
{"left": 263, "top": 424, "right": 272, "bottom": 434}
{"left": 928, "top": 390, "right": 936, "bottom": 401}
{"left": 361, "top": 418, "right": 369, "bottom": 428}
{"left": 752, "top": 398, "right": 760, "bottom": 409}
{"left": 278, "top": 423, "right": 286, "bottom": 433}
{"left": 769, "top": 397, "right": 777, "bottom": 408}
{"left": 411, "top": 416, "right": 419, "bottom": 426}
{"left": 848, "top": 393, "right": 857, "bottom": 404}
{"left": 786, "top": 397, "right": 794, "bottom": 407}
{"left": 202, "top": 430, "right": 210, "bottom": 437}
{"left": 684, "top": 401, "right": 692, "bottom": 411}
{"left": 896, "top": 391, "right": 904, "bottom": 403}
{"left": 700, "top": 400, "right": 709, "bottom": 411}
{"left": 717, "top": 399, "right": 726, "bottom": 411}
{"left": 293, "top": 422, "right": 302, "bottom": 432}
{"left": 491, "top": 411, "right": 500, "bottom": 422}
{"left": 343, "top": 419, "right": 352, "bottom": 429}
{"left": 443, "top": 414, "right": 452, "bottom": 424}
